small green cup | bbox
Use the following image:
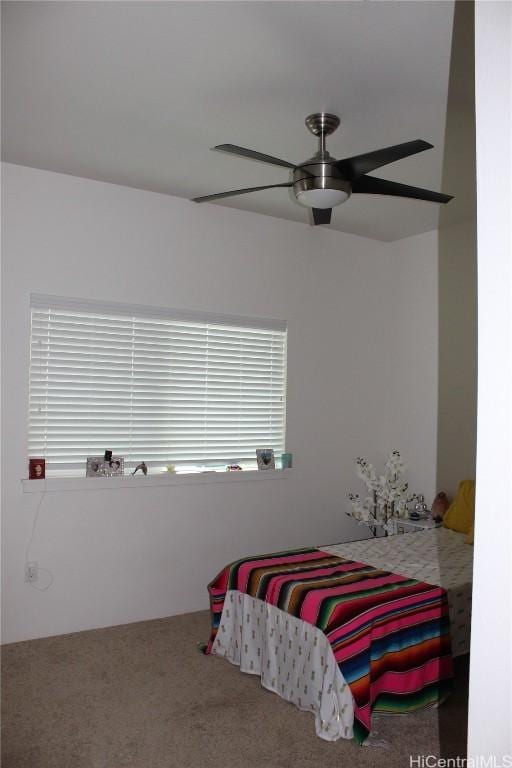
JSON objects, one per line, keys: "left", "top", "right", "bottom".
{"left": 281, "top": 453, "right": 293, "bottom": 469}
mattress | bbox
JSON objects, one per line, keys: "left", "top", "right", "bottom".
{"left": 209, "top": 527, "right": 472, "bottom": 742}
{"left": 322, "top": 527, "right": 473, "bottom": 657}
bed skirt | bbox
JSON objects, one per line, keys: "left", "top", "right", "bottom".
{"left": 210, "top": 589, "right": 355, "bottom": 741}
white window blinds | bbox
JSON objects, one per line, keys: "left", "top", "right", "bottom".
{"left": 28, "top": 296, "right": 287, "bottom": 474}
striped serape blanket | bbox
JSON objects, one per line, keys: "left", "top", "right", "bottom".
{"left": 206, "top": 546, "right": 453, "bottom": 743}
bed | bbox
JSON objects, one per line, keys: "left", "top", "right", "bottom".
{"left": 205, "top": 527, "right": 473, "bottom": 743}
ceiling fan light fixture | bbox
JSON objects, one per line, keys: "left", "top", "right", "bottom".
{"left": 296, "top": 187, "right": 350, "bottom": 209}
{"left": 292, "top": 166, "right": 352, "bottom": 210}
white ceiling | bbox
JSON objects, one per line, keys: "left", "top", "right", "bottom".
{"left": 2, "top": 1, "right": 457, "bottom": 241}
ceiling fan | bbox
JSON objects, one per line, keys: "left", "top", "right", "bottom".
{"left": 192, "top": 113, "right": 453, "bottom": 225}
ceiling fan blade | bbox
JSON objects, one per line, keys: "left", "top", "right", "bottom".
{"left": 312, "top": 208, "right": 332, "bottom": 225}
{"left": 352, "top": 175, "right": 453, "bottom": 203}
{"left": 192, "top": 182, "right": 292, "bottom": 204}
{"left": 336, "top": 140, "right": 433, "bottom": 180}
{"left": 213, "top": 144, "right": 296, "bottom": 169}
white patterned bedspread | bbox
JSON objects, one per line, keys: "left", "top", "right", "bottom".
{"left": 212, "top": 591, "right": 355, "bottom": 741}
{"left": 210, "top": 527, "right": 473, "bottom": 741}
{"left": 323, "top": 527, "right": 473, "bottom": 656}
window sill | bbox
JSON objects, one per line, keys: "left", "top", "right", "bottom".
{"left": 21, "top": 469, "right": 292, "bottom": 493}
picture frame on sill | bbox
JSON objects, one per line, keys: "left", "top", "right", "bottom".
{"left": 86, "top": 456, "right": 124, "bottom": 477}
{"left": 86, "top": 457, "right": 105, "bottom": 477}
{"left": 29, "top": 457, "right": 46, "bottom": 479}
{"left": 256, "top": 448, "right": 275, "bottom": 470}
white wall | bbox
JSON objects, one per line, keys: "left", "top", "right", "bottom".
{"left": 1, "top": 163, "right": 439, "bottom": 643}
{"left": 468, "top": 1, "right": 512, "bottom": 759}
{"left": 437, "top": 0, "right": 478, "bottom": 498}
{"left": 437, "top": 218, "right": 477, "bottom": 496}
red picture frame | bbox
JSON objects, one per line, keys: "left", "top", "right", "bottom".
{"left": 29, "top": 458, "right": 45, "bottom": 480}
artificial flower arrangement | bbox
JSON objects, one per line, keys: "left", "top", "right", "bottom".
{"left": 347, "top": 450, "right": 418, "bottom": 536}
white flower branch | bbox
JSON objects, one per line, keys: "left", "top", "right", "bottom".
{"left": 347, "top": 451, "right": 418, "bottom": 535}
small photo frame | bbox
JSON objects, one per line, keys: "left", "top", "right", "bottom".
{"left": 86, "top": 456, "right": 124, "bottom": 477}
{"left": 86, "top": 457, "right": 106, "bottom": 477}
{"left": 256, "top": 448, "right": 275, "bottom": 470}
{"left": 29, "top": 457, "right": 46, "bottom": 479}
{"left": 106, "top": 457, "right": 124, "bottom": 477}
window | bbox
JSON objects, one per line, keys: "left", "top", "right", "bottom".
{"left": 28, "top": 295, "right": 287, "bottom": 476}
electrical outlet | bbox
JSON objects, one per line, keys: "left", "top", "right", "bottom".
{"left": 25, "top": 561, "right": 39, "bottom": 583}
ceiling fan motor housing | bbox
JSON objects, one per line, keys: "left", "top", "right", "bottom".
{"left": 292, "top": 161, "right": 352, "bottom": 208}
{"left": 293, "top": 113, "right": 351, "bottom": 208}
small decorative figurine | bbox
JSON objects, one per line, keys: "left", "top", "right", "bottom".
{"left": 414, "top": 494, "right": 428, "bottom": 514}
{"left": 431, "top": 491, "right": 450, "bottom": 522}
{"left": 132, "top": 462, "right": 148, "bottom": 476}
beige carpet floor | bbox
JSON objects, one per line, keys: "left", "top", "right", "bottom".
{"left": 2, "top": 610, "right": 468, "bottom": 768}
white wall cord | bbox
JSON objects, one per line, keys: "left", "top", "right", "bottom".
{"left": 24, "top": 484, "right": 54, "bottom": 591}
